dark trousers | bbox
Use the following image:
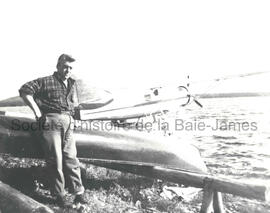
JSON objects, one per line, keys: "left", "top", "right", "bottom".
{"left": 40, "top": 113, "right": 84, "bottom": 197}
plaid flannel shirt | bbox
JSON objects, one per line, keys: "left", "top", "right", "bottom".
{"left": 19, "top": 72, "right": 78, "bottom": 114}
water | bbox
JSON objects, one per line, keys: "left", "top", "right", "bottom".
{"left": 1, "top": 97, "right": 270, "bottom": 183}
{"left": 174, "top": 96, "right": 270, "bottom": 183}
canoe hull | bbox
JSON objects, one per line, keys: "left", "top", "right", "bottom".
{"left": 0, "top": 115, "right": 207, "bottom": 174}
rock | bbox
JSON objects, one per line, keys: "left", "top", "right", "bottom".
{"left": 160, "top": 186, "right": 201, "bottom": 201}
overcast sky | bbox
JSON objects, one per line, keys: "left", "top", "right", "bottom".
{"left": 0, "top": 0, "right": 270, "bottom": 100}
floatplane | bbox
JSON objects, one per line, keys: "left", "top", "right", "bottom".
{"left": 0, "top": 73, "right": 269, "bottom": 212}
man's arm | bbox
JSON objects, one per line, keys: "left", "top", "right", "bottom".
{"left": 19, "top": 78, "right": 43, "bottom": 120}
{"left": 20, "top": 93, "right": 42, "bottom": 120}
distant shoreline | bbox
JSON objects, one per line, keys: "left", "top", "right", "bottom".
{"left": 196, "top": 92, "right": 270, "bottom": 99}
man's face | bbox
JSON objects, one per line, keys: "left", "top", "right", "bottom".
{"left": 57, "top": 61, "right": 73, "bottom": 80}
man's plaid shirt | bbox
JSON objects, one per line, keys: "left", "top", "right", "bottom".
{"left": 19, "top": 72, "right": 78, "bottom": 114}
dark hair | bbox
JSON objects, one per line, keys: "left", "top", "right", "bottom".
{"left": 56, "top": 54, "right": 75, "bottom": 70}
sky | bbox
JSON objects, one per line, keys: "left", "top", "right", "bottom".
{"left": 0, "top": 0, "right": 270, "bottom": 100}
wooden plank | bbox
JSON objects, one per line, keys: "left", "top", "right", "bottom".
{"left": 209, "top": 176, "right": 270, "bottom": 202}
{"left": 0, "top": 181, "right": 53, "bottom": 213}
{"left": 84, "top": 159, "right": 270, "bottom": 202}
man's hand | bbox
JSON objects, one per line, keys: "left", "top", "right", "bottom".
{"left": 35, "top": 112, "right": 43, "bottom": 121}
{"left": 73, "top": 106, "right": 81, "bottom": 120}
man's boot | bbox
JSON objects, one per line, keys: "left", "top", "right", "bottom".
{"left": 74, "top": 193, "right": 88, "bottom": 204}
{"left": 56, "top": 195, "right": 71, "bottom": 208}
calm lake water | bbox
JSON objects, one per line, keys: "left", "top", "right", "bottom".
{"left": 1, "top": 96, "right": 270, "bottom": 183}
{"left": 173, "top": 96, "right": 270, "bottom": 183}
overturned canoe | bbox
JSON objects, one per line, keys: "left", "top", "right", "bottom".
{"left": 0, "top": 115, "right": 207, "bottom": 173}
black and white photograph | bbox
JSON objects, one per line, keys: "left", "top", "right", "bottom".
{"left": 0, "top": 1, "right": 270, "bottom": 212}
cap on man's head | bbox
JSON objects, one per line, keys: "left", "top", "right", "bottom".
{"left": 56, "top": 54, "right": 75, "bottom": 69}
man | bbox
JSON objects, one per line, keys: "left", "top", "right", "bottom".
{"left": 19, "top": 54, "right": 87, "bottom": 207}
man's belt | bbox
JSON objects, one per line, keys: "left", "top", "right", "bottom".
{"left": 59, "top": 111, "right": 73, "bottom": 115}
{"left": 43, "top": 110, "right": 73, "bottom": 115}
